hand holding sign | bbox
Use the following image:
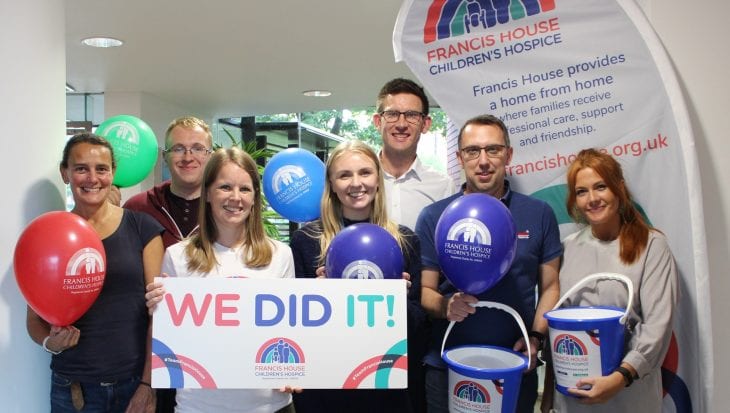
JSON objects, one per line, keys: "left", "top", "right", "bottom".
{"left": 435, "top": 193, "right": 516, "bottom": 295}
{"left": 14, "top": 211, "right": 106, "bottom": 326}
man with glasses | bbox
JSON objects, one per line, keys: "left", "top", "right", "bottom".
{"left": 374, "top": 78, "right": 456, "bottom": 232}
{"left": 123, "top": 116, "right": 213, "bottom": 412}
{"left": 124, "top": 116, "right": 213, "bottom": 248}
{"left": 372, "top": 78, "right": 455, "bottom": 412}
{"left": 415, "top": 114, "right": 562, "bottom": 413}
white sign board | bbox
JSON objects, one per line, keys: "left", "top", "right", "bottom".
{"left": 151, "top": 277, "right": 408, "bottom": 389}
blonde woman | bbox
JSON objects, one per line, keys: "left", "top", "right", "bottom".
{"left": 145, "top": 147, "right": 297, "bottom": 412}
{"left": 290, "top": 140, "right": 425, "bottom": 413}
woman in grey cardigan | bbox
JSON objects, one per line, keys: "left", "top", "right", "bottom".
{"left": 546, "top": 148, "right": 678, "bottom": 413}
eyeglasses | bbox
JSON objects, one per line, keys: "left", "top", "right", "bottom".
{"left": 378, "top": 110, "right": 425, "bottom": 124}
{"left": 163, "top": 144, "right": 212, "bottom": 158}
{"left": 459, "top": 144, "right": 507, "bottom": 161}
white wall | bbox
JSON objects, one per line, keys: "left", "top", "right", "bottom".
{"left": 0, "top": 0, "right": 66, "bottom": 411}
{"left": 644, "top": 1, "right": 730, "bottom": 409}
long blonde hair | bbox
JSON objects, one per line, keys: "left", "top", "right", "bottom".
{"left": 313, "top": 140, "right": 406, "bottom": 264}
{"left": 185, "top": 147, "right": 273, "bottom": 273}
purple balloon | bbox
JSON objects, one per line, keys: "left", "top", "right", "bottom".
{"left": 435, "top": 193, "right": 517, "bottom": 295}
{"left": 325, "top": 223, "right": 403, "bottom": 279}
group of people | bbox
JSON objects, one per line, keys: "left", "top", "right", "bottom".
{"left": 28, "top": 78, "right": 678, "bottom": 413}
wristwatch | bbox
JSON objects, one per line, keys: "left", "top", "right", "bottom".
{"left": 615, "top": 366, "right": 636, "bottom": 387}
{"left": 528, "top": 330, "right": 546, "bottom": 352}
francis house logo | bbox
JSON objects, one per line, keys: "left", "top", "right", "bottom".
{"left": 342, "top": 260, "right": 384, "bottom": 279}
{"left": 254, "top": 337, "right": 306, "bottom": 379}
{"left": 423, "top": 0, "right": 557, "bottom": 44}
{"left": 441, "top": 217, "right": 494, "bottom": 263}
{"left": 63, "top": 247, "right": 105, "bottom": 294}
{"left": 271, "top": 165, "right": 313, "bottom": 205}
{"left": 446, "top": 217, "right": 491, "bottom": 244}
{"left": 553, "top": 333, "right": 588, "bottom": 356}
{"left": 452, "top": 379, "right": 491, "bottom": 412}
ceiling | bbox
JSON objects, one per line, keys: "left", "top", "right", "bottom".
{"left": 65, "top": 0, "right": 417, "bottom": 119}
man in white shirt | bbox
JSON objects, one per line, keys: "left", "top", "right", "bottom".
{"left": 373, "top": 78, "right": 456, "bottom": 413}
{"left": 373, "top": 78, "right": 456, "bottom": 231}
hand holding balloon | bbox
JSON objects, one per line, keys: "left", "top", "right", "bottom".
{"left": 445, "top": 292, "right": 478, "bottom": 322}
{"left": 45, "top": 325, "right": 81, "bottom": 354}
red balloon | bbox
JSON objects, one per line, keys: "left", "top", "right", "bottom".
{"left": 14, "top": 211, "right": 106, "bottom": 326}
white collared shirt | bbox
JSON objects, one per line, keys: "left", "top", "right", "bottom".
{"left": 382, "top": 156, "right": 457, "bottom": 230}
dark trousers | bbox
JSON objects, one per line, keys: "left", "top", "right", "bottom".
{"left": 50, "top": 372, "right": 139, "bottom": 413}
{"left": 155, "top": 388, "right": 176, "bottom": 412}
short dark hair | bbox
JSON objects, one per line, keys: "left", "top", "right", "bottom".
{"left": 458, "top": 114, "right": 510, "bottom": 148}
{"left": 376, "top": 78, "right": 430, "bottom": 115}
{"left": 61, "top": 132, "right": 116, "bottom": 169}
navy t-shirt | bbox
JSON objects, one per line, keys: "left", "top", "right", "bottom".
{"left": 415, "top": 182, "right": 562, "bottom": 367}
{"left": 51, "top": 210, "right": 163, "bottom": 381}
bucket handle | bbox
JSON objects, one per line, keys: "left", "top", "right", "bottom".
{"left": 440, "top": 300, "right": 531, "bottom": 368}
{"left": 551, "top": 272, "right": 634, "bottom": 325}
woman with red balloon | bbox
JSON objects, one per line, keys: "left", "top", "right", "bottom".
{"left": 289, "top": 140, "right": 426, "bottom": 413}
{"left": 25, "top": 133, "right": 164, "bottom": 412}
{"left": 542, "top": 149, "right": 678, "bottom": 412}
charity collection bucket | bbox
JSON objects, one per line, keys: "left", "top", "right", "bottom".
{"left": 544, "top": 272, "right": 634, "bottom": 396}
{"left": 441, "top": 301, "right": 530, "bottom": 413}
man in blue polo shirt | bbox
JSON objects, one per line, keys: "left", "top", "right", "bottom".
{"left": 416, "top": 114, "right": 562, "bottom": 413}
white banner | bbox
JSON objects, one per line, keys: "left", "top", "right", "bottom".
{"left": 394, "top": 1, "right": 711, "bottom": 411}
{"left": 151, "top": 278, "right": 408, "bottom": 389}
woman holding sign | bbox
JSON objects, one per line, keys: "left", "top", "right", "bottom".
{"left": 290, "top": 140, "right": 425, "bottom": 413}
{"left": 545, "top": 149, "right": 678, "bottom": 412}
{"left": 145, "top": 147, "right": 297, "bottom": 412}
{"left": 26, "top": 133, "right": 164, "bottom": 412}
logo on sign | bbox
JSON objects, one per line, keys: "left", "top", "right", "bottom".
{"left": 63, "top": 248, "right": 105, "bottom": 294}
{"left": 254, "top": 337, "right": 306, "bottom": 379}
{"left": 271, "top": 166, "right": 313, "bottom": 204}
{"left": 342, "top": 260, "right": 384, "bottom": 279}
{"left": 423, "top": 0, "right": 557, "bottom": 44}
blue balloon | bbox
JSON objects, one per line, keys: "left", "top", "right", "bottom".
{"left": 325, "top": 223, "right": 403, "bottom": 279}
{"left": 435, "top": 193, "right": 517, "bottom": 295}
{"left": 263, "top": 148, "right": 325, "bottom": 223}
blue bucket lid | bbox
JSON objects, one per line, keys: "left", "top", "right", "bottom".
{"left": 545, "top": 305, "right": 626, "bottom": 331}
{"left": 442, "top": 345, "right": 527, "bottom": 379}
{"left": 545, "top": 305, "right": 624, "bottom": 322}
